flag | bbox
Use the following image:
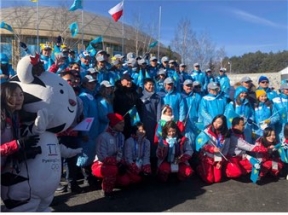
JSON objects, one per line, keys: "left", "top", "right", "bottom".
{"left": 149, "top": 41, "right": 158, "bottom": 48}
{"left": 30, "top": 0, "right": 38, "bottom": 2}
{"left": 195, "top": 131, "right": 209, "bottom": 151}
{"left": 275, "top": 143, "right": 288, "bottom": 163}
{"left": 0, "top": 21, "right": 13, "bottom": 32}
{"left": 108, "top": 1, "right": 124, "bottom": 22}
{"left": 246, "top": 155, "right": 260, "bottom": 183}
{"left": 69, "top": 0, "right": 83, "bottom": 11}
{"left": 90, "top": 36, "right": 103, "bottom": 45}
{"left": 86, "top": 44, "right": 96, "bottom": 57}
{"left": 69, "top": 22, "right": 78, "bottom": 37}
{"left": 127, "top": 105, "right": 140, "bottom": 126}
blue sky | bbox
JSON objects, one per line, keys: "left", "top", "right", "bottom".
{"left": 2, "top": 0, "right": 288, "bottom": 57}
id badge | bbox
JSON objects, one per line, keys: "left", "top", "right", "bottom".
{"left": 272, "top": 161, "right": 278, "bottom": 170}
{"left": 171, "top": 163, "right": 179, "bottom": 173}
{"left": 214, "top": 155, "right": 222, "bottom": 162}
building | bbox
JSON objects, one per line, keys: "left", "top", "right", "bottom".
{"left": 0, "top": 6, "right": 180, "bottom": 68}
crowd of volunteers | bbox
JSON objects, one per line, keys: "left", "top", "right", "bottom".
{"left": 1, "top": 37, "right": 288, "bottom": 202}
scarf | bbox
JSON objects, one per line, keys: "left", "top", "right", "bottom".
{"left": 166, "top": 137, "right": 177, "bottom": 162}
{"left": 141, "top": 89, "right": 154, "bottom": 103}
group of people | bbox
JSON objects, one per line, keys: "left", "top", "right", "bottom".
{"left": 1, "top": 38, "right": 288, "bottom": 201}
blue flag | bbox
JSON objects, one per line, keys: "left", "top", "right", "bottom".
{"left": 0, "top": 21, "right": 13, "bottom": 32}
{"left": 195, "top": 131, "right": 209, "bottom": 151}
{"left": 86, "top": 44, "right": 96, "bottom": 57}
{"left": 90, "top": 36, "right": 103, "bottom": 45}
{"left": 149, "top": 41, "right": 158, "bottom": 48}
{"left": 127, "top": 105, "right": 140, "bottom": 126}
{"left": 247, "top": 155, "right": 260, "bottom": 183}
{"left": 69, "top": 22, "right": 78, "bottom": 37}
{"left": 275, "top": 143, "right": 288, "bottom": 163}
{"left": 69, "top": 0, "right": 83, "bottom": 11}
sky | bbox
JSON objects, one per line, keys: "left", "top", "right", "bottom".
{"left": 1, "top": 0, "right": 288, "bottom": 57}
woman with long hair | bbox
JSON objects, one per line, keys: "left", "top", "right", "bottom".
{"left": 196, "top": 114, "right": 231, "bottom": 184}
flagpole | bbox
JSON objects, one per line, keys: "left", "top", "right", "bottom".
{"left": 36, "top": 0, "right": 39, "bottom": 53}
{"left": 81, "top": 9, "right": 84, "bottom": 46}
{"left": 157, "top": 6, "right": 161, "bottom": 60}
{"left": 121, "top": 0, "right": 125, "bottom": 55}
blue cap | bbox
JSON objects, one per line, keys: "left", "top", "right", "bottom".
{"left": 258, "top": 76, "right": 269, "bottom": 84}
{"left": 79, "top": 51, "right": 90, "bottom": 58}
{"left": 0, "top": 53, "right": 9, "bottom": 64}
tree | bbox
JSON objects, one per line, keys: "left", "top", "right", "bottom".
{"left": 170, "top": 18, "right": 226, "bottom": 71}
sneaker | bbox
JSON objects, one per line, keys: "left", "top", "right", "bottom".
{"left": 55, "top": 184, "right": 67, "bottom": 193}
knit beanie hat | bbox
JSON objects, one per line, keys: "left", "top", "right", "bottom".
{"left": 258, "top": 76, "right": 269, "bottom": 84}
{"left": 107, "top": 113, "right": 124, "bottom": 127}
{"left": 255, "top": 89, "right": 266, "bottom": 99}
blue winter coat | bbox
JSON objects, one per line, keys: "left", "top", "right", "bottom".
{"left": 253, "top": 101, "right": 280, "bottom": 138}
{"left": 199, "top": 93, "right": 227, "bottom": 127}
{"left": 161, "top": 88, "right": 186, "bottom": 122}
{"left": 97, "top": 96, "right": 114, "bottom": 134}
{"left": 77, "top": 88, "right": 99, "bottom": 167}
{"left": 216, "top": 74, "right": 230, "bottom": 98}
{"left": 182, "top": 91, "right": 202, "bottom": 150}
{"left": 272, "top": 94, "right": 288, "bottom": 141}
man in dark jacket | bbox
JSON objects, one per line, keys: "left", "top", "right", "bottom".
{"left": 113, "top": 74, "right": 142, "bottom": 139}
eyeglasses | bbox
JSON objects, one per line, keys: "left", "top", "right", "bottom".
{"left": 260, "top": 81, "right": 269, "bottom": 84}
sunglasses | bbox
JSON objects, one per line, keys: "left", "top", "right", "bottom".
{"left": 260, "top": 81, "right": 269, "bottom": 84}
{"left": 194, "top": 86, "right": 201, "bottom": 88}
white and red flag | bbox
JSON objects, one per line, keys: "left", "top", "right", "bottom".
{"left": 108, "top": 1, "right": 124, "bottom": 22}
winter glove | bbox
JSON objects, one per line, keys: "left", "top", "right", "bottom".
{"left": 264, "top": 119, "right": 271, "bottom": 124}
{"left": 17, "top": 135, "right": 40, "bottom": 149}
{"left": 19, "top": 42, "right": 27, "bottom": 50}
{"left": 56, "top": 35, "right": 62, "bottom": 44}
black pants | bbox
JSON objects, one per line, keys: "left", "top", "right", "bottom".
{"left": 59, "top": 136, "right": 81, "bottom": 184}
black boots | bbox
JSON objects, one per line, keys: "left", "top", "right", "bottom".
{"left": 68, "top": 182, "right": 84, "bottom": 193}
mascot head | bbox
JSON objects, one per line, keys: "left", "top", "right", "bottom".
{"left": 11, "top": 54, "right": 77, "bottom": 133}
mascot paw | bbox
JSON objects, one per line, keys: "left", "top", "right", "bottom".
{"left": 33, "top": 108, "right": 53, "bottom": 134}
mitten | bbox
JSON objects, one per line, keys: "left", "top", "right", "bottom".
{"left": 17, "top": 135, "right": 40, "bottom": 149}
{"left": 19, "top": 42, "right": 27, "bottom": 49}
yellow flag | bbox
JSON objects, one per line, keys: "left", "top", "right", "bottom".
{"left": 30, "top": 0, "right": 38, "bottom": 2}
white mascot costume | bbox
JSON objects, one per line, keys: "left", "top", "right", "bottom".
{"left": 1, "top": 54, "right": 79, "bottom": 212}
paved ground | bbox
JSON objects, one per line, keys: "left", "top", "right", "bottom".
{"left": 50, "top": 174, "right": 288, "bottom": 212}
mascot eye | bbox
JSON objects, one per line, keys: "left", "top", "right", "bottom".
{"left": 60, "top": 89, "right": 64, "bottom": 94}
